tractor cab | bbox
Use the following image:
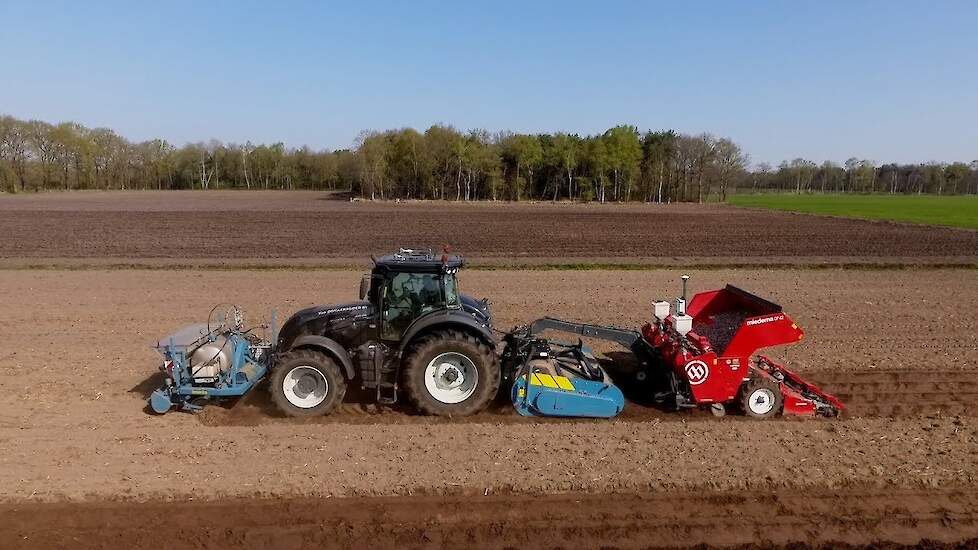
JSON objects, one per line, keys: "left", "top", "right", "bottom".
{"left": 362, "top": 248, "right": 467, "bottom": 342}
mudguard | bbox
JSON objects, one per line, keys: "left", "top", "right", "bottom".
{"left": 399, "top": 310, "right": 495, "bottom": 353}
{"left": 288, "top": 335, "right": 355, "bottom": 379}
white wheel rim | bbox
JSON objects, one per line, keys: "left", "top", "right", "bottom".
{"left": 283, "top": 366, "right": 329, "bottom": 409}
{"left": 424, "top": 352, "right": 478, "bottom": 404}
{"left": 748, "top": 388, "right": 776, "bottom": 415}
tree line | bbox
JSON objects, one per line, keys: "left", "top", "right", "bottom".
{"left": 750, "top": 158, "right": 978, "bottom": 196}
{"left": 0, "top": 115, "right": 353, "bottom": 193}
{"left": 352, "top": 125, "right": 748, "bottom": 202}
{"left": 1, "top": 114, "right": 975, "bottom": 199}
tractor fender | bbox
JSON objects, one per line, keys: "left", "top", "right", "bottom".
{"left": 286, "top": 335, "right": 355, "bottom": 380}
{"left": 399, "top": 311, "right": 496, "bottom": 355}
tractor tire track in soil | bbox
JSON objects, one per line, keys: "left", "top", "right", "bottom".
{"left": 196, "top": 368, "right": 978, "bottom": 427}
{"left": 3, "top": 488, "right": 977, "bottom": 549}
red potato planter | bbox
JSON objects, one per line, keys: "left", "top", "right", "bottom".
{"left": 641, "top": 280, "right": 844, "bottom": 418}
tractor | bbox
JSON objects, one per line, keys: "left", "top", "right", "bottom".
{"left": 270, "top": 248, "right": 498, "bottom": 417}
{"left": 151, "top": 248, "right": 500, "bottom": 416}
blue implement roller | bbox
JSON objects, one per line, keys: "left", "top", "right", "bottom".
{"left": 149, "top": 304, "right": 274, "bottom": 414}
{"left": 509, "top": 338, "right": 625, "bottom": 418}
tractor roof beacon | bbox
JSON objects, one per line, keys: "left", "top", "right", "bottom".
{"left": 271, "top": 248, "right": 499, "bottom": 417}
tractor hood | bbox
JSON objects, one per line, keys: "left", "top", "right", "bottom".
{"left": 461, "top": 294, "right": 492, "bottom": 326}
{"left": 277, "top": 301, "right": 374, "bottom": 348}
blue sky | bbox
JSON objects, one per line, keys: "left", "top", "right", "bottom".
{"left": 1, "top": 1, "right": 976, "bottom": 165}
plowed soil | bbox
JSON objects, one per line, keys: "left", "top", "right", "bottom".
{"left": 4, "top": 489, "right": 978, "bottom": 549}
{"left": 1, "top": 267, "right": 978, "bottom": 547}
{"left": 0, "top": 191, "right": 976, "bottom": 265}
{"left": 3, "top": 192, "right": 977, "bottom": 548}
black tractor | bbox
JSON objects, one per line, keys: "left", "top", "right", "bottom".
{"left": 270, "top": 248, "right": 498, "bottom": 417}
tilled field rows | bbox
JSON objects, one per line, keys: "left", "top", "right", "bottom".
{"left": 0, "top": 192, "right": 976, "bottom": 261}
{"left": 811, "top": 370, "right": 978, "bottom": 418}
{"left": 4, "top": 488, "right": 977, "bottom": 549}
{"left": 0, "top": 268, "right": 977, "bottom": 504}
{"left": 2, "top": 413, "right": 976, "bottom": 502}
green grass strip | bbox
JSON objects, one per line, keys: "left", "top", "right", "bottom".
{"left": 728, "top": 193, "right": 978, "bottom": 230}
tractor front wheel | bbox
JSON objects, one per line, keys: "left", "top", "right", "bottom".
{"left": 402, "top": 330, "right": 499, "bottom": 416}
{"left": 270, "top": 350, "right": 347, "bottom": 417}
{"left": 739, "top": 376, "right": 783, "bottom": 419}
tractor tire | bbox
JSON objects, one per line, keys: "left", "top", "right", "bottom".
{"left": 739, "top": 376, "right": 783, "bottom": 419}
{"left": 270, "top": 349, "right": 347, "bottom": 417}
{"left": 402, "top": 330, "right": 499, "bottom": 416}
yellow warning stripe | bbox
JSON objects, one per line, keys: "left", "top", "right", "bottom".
{"left": 529, "top": 373, "right": 575, "bottom": 391}
{"left": 554, "top": 376, "right": 575, "bottom": 391}
{"left": 531, "top": 373, "right": 558, "bottom": 388}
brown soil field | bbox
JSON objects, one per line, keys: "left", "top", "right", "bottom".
{"left": 4, "top": 490, "right": 977, "bottom": 549}
{"left": 1, "top": 268, "right": 977, "bottom": 548}
{"left": 0, "top": 191, "right": 975, "bottom": 266}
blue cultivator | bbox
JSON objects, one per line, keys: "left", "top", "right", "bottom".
{"left": 150, "top": 305, "right": 274, "bottom": 414}
{"left": 509, "top": 338, "right": 625, "bottom": 419}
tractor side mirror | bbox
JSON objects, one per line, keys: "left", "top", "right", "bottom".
{"left": 360, "top": 275, "right": 370, "bottom": 301}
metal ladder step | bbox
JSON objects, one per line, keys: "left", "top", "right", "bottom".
{"left": 376, "top": 381, "right": 397, "bottom": 405}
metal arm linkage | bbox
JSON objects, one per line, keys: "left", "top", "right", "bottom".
{"left": 527, "top": 317, "right": 641, "bottom": 348}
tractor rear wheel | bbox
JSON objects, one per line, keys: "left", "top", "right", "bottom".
{"left": 270, "top": 349, "right": 346, "bottom": 417}
{"left": 402, "top": 330, "right": 499, "bottom": 416}
{"left": 739, "top": 376, "right": 782, "bottom": 419}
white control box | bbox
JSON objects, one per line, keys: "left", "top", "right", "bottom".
{"left": 653, "top": 301, "right": 670, "bottom": 322}
{"left": 673, "top": 314, "right": 693, "bottom": 337}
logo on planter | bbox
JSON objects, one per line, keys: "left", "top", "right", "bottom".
{"left": 685, "top": 360, "right": 709, "bottom": 385}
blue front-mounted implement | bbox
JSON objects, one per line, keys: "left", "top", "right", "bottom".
{"left": 150, "top": 305, "right": 274, "bottom": 414}
{"left": 508, "top": 337, "right": 625, "bottom": 419}
{"left": 512, "top": 371, "right": 625, "bottom": 418}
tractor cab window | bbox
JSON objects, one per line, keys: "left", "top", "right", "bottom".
{"left": 444, "top": 274, "right": 460, "bottom": 308}
{"left": 381, "top": 272, "right": 444, "bottom": 340}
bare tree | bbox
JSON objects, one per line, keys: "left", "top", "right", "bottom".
{"left": 713, "top": 138, "right": 748, "bottom": 201}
